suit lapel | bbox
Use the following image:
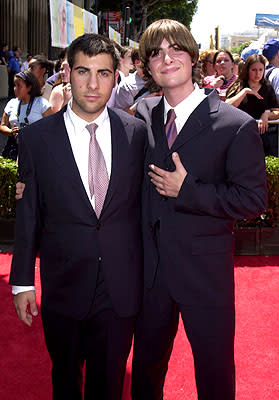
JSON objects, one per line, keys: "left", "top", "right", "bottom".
{"left": 151, "top": 98, "right": 169, "bottom": 154}
{"left": 100, "top": 108, "right": 129, "bottom": 216}
{"left": 151, "top": 91, "right": 221, "bottom": 158}
{"left": 171, "top": 90, "right": 220, "bottom": 153}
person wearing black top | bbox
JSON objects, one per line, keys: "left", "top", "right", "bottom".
{"left": 226, "top": 54, "right": 279, "bottom": 155}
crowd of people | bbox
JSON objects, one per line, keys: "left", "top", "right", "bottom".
{"left": 1, "top": 23, "right": 277, "bottom": 400}
{"left": 1, "top": 37, "right": 279, "bottom": 160}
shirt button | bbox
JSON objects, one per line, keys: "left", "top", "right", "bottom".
{"left": 98, "top": 257, "right": 102, "bottom": 262}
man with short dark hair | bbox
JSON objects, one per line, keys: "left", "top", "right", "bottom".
{"left": 263, "top": 38, "right": 279, "bottom": 103}
{"left": 7, "top": 47, "right": 20, "bottom": 97}
{"left": 10, "top": 33, "right": 147, "bottom": 400}
{"left": 131, "top": 19, "right": 267, "bottom": 400}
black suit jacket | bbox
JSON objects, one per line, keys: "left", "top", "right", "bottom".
{"left": 10, "top": 107, "right": 147, "bottom": 319}
{"left": 138, "top": 90, "right": 267, "bottom": 307}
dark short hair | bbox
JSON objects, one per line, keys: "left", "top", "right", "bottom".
{"left": 139, "top": 19, "right": 199, "bottom": 79}
{"left": 67, "top": 33, "right": 119, "bottom": 72}
{"left": 113, "top": 42, "right": 132, "bottom": 60}
{"left": 213, "top": 49, "right": 234, "bottom": 64}
{"left": 15, "top": 70, "right": 42, "bottom": 97}
{"left": 30, "top": 55, "right": 54, "bottom": 77}
{"left": 131, "top": 48, "right": 140, "bottom": 65}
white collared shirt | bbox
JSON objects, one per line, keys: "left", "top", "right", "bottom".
{"left": 64, "top": 98, "right": 112, "bottom": 207}
{"left": 12, "top": 100, "right": 112, "bottom": 295}
{"left": 163, "top": 83, "right": 207, "bottom": 134}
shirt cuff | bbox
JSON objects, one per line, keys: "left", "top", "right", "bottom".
{"left": 12, "top": 285, "right": 35, "bottom": 295}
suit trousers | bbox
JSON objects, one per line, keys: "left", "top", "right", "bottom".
{"left": 131, "top": 264, "right": 235, "bottom": 400}
{"left": 41, "top": 265, "right": 135, "bottom": 400}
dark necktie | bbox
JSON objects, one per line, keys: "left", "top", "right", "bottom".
{"left": 86, "top": 123, "right": 109, "bottom": 218}
{"left": 165, "top": 109, "right": 177, "bottom": 148}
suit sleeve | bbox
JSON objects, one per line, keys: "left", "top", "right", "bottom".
{"left": 9, "top": 132, "right": 42, "bottom": 286}
{"left": 175, "top": 118, "right": 268, "bottom": 220}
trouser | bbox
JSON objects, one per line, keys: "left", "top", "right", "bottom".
{"left": 261, "top": 125, "right": 278, "bottom": 157}
{"left": 41, "top": 267, "right": 135, "bottom": 400}
{"left": 131, "top": 265, "right": 235, "bottom": 400}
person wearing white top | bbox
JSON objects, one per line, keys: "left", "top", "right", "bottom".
{"left": 0, "top": 70, "right": 52, "bottom": 160}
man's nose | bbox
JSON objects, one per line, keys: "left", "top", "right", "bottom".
{"left": 163, "top": 52, "right": 173, "bottom": 64}
{"left": 87, "top": 72, "right": 98, "bottom": 89}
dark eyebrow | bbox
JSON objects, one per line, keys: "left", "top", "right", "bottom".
{"left": 73, "top": 66, "right": 113, "bottom": 74}
{"left": 97, "top": 68, "right": 113, "bottom": 74}
{"left": 73, "top": 66, "right": 90, "bottom": 71}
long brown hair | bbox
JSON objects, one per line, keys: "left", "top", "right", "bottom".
{"left": 226, "top": 54, "right": 267, "bottom": 98}
{"left": 139, "top": 19, "right": 199, "bottom": 80}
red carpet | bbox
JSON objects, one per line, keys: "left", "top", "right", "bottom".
{"left": 1, "top": 254, "right": 279, "bottom": 399}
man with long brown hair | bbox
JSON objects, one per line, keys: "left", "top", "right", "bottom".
{"left": 131, "top": 19, "right": 267, "bottom": 400}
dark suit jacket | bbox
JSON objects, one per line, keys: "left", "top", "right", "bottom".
{"left": 9, "top": 107, "right": 147, "bottom": 319}
{"left": 138, "top": 90, "right": 267, "bottom": 307}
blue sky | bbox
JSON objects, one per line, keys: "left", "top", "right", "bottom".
{"left": 191, "top": 0, "right": 279, "bottom": 49}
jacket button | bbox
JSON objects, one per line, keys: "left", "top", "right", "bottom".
{"left": 96, "top": 223, "right": 102, "bottom": 230}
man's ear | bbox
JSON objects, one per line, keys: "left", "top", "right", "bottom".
{"left": 114, "top": 70, "right": 119, "bottom": 87}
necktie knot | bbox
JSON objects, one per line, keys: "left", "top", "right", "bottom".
{"left": 166, "top": 109, "right": 176, "bottom": 125}
{"left": 86, "top": 123, "right": 98, "bottom": 137}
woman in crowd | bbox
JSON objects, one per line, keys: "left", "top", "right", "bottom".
{"left": 28, "top": 55, "right": 54, "bottom": 100}
{"left": 0, "top": 43, "right": 9, "bottom": 65}
{"left": 48, "top": 59, "right": 71, "bottom": 113}
{"left": 226, "top": 54, "right": 279, "bottom": 155}
{"left": 203, "top": 49, "right": 237, "bottom": 99}
{"left": 199, "top": 49, "right": 217, "bottom": 83}
{"left": 232, "top": 53, "right": 244, "bottom": 75}
{"left": 0, "top": 70, "right": 53, "bottom": 160}
{"left": 226, "top": 54, "right": 279, "bottom": 133}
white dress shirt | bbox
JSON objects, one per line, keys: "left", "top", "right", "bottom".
{"left": 115, "top": 71, "right": 145, "bottom": 109}
{"left": 164, "top": 83, "right": 207, "bottom": 133}
{"left": 12, "top": 99, "right": 112, "bottom": 295}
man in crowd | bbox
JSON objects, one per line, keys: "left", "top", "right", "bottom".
{"left": 115, "top": 48, "right": 146, "bottom": 110}
{"left": 115, "top": 44, "right": 134, "bottom": 80}
{"left": 10, "top": 33, "right": 147, "bottom": 400}
{"left": 262, "top": 39, "right": 279, "bottom": 156}
{"left": 131, "top": 19, "right": 267, "bottom": 400}
{"left": 7, "top": 46, "right": 21, "bottom": 97}
{"left": 263, "top": 38, "right": 279, "bottom": 103}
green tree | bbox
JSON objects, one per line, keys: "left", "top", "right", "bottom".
{"left": 230, "top": 42, "right": 251, "bottom": 55}
{"left": 147, "top": 0, "right": 198, "bottom": 28}
{"left": 98, "top": 0, "right": 199, "bottom": 41}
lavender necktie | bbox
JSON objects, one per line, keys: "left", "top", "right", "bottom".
{"left": 86, "top": 123, "right": 109, "bottom": 218}
{"left": 165, "top": 109, "right": 177, "bottom": 148}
